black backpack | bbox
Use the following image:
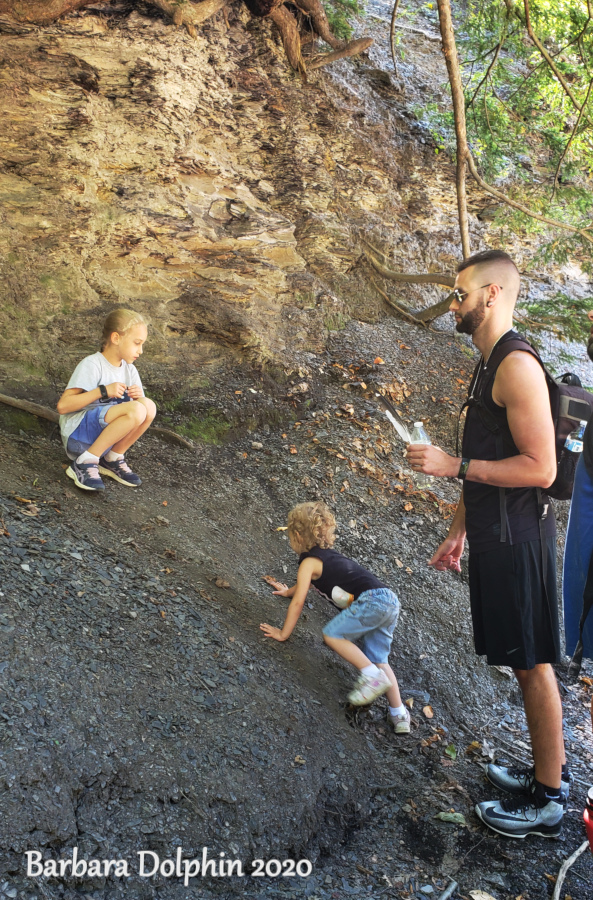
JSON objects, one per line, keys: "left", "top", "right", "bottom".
{"left": 461, "top": 333, "right": 593, "bottom": 502}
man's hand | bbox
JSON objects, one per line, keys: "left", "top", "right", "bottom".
{"left": 107, "top": 382, "right": 127, "bottom": 399}
{"left": 406, "top": 443, "right": 459, "bottom": 478}
{"left": 428, "top": 535, "right": 465, "bottom": 573}
{"left": 259, "top": 623, "right": 286, "bottom": 641}
{"left": 126, "top": 384, "right": 143, "bottom": 400}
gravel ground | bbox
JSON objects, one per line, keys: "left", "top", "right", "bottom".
{"left": 1, "top": 314, "right": 592, "bottom": 900}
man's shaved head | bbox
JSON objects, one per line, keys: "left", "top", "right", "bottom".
{"left": 457, "top": 249, "right": 521, "bottom": 307}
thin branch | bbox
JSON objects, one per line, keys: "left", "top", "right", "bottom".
{"left": 389, "top": 0, "right": 403, "bottom": 73}
{"left": 466, "top": 16, "right": 509, "bottom": 110}
{"left": 308, "top": 37, "right": 372, "bottom": 70}
{"left": 466, "top": 151, "right": 593, "bottom": 244}
{"left": 551, "top": 841, "right": 590, "bottom": 900}
{"left": 369, "top": 277, "right": 429, "bottom": 328}
{"left": 553, "top": 77, "right": 593, "bottom": 196}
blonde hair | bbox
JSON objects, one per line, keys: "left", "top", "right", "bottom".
{"left": 287, "top": 502, "right": 336, "bottom": 550}
{"left": 101, "top": 309, "right": 146, "bottom": 350}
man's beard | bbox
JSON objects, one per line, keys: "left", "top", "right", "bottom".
{"left": 455, "top": 299, "right": 486, "bottom": 335}
{"left": 587, "top": 335, "right": 593, "bottom": 363}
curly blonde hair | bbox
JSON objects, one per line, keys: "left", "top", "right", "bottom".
{"left": 287, "top": 501, "right": 336, "bottom": 551}
{"left": 101, "top": 308, "right": 146, "bottom": 350}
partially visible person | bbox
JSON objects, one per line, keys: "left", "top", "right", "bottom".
{"left": 407, "top": 249, "right": 568, "bottom": 839}
{"left": 563, "top": 307, "right": 593, "bottom": 731}
{"left": 57, "top": 309, "right": 156, "bottom": 492}
{"left": 260, "top": 501, "right": 410, "bottom": 733}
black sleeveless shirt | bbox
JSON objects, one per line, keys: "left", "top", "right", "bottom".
{"left": 462, "top": 331, "right": 556, "bottom": 553}
{"left": 299, "top": 547, "right": 387, "bottom": 605}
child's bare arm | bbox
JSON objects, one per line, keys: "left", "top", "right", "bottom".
{"left": 260, "top": 557, "right": 320, "bottom": 642}
{"left": 263, "top": 575, "right": 296, "bottom": 598}
{"left": 57, "top": 384, "right": 126, "bottom": 415}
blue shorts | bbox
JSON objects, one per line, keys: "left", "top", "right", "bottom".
{"left": 322, "top": 587, "right": 400, "bottom": 664}
{"left": 66, "top": 404, "right": 114, "bottom": 459}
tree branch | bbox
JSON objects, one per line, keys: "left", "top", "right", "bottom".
{"left": 0, "top": 393, "right": 195, "bottom": 449}
{"left": 553, "top": 77, "right": 593, "bottom": 196}
{"left": 308, "top": 37, "right": 372, "bottom": 70}
{"left": 369, "top": 277, "right": 429, "bottom": 328}
{"left": 436, "top": 0, "right": 471, "bottom": 258}
{"left": 362, "top": 243, "right": 455, "bottom": 287}
{"left": 466, "top": 16, "right": 508, "bottom": 110}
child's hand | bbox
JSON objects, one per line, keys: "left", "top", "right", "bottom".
{"left": 260, "top": 623, "right": 286, "bottom": 642}
{"left": 126, "top": 384, "right": 143, "bottom": 400}
{"left": 107, "top": 382, "right": 127, "bottom": 399}
{"left": 263, "top": 575, "right": 290, "bottom": 596}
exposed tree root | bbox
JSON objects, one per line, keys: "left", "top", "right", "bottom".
{"left": 0, "top": 394, "right": 194, "bottom": 450}
{"left": 308, "top": 37, "right": 373, "bottom": 70}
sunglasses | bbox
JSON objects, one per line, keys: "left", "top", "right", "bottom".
{"left": 446, "top": 283, "right": 502, "bottom": 304}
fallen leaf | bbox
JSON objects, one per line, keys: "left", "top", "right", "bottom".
{"left": 580, "top": 676, "right": 593, "bottom": 687}
{"left": 404, "top": 502, "right": 413, "bottom": 511}
{"left": 215, "top": 577, "right": 230, "bottom": 589}
{"left": 544, "top": 874, "right": 557, "bottom": 884}
{"left": 14, "top": 496, "right": 32, "bottom": 504}
{"left": 395, "top": 559, "right": 404, "bottom": 568}
{"left": 444, "top": 743, "right": 457, "bottom": 760}
{"left": 275, "top": 526, "right": 288, "bottom": 531}
{"left": 435, "top": 811, "right": 466, "bottom": 826}
{"left": 466, "top": 741, "right": 481, "bottom": 754}
{"left": 360, "top": 382, "right": 367, "bottom": 389}
{"left": 469, "top": 892, "right": 498, "bottom": 900}
{"left": 374, "top": 357, "right": 385, "bottom": 365}
{"left": 289, "top": 447, "right": 298, "bottom": 454}
{"left": 21, "top": 506, "right": 40, "bottom": 517}
{"left": 404, "top": 697, "right": 414, "bottom": 709}
{"left": 423, "top": 706, "right": 434, "bottom": 719}
{"left": 294, "top": 755, "right": 306, "bottom": 765}
{"left": 162, "top": 500, "right": 168, "bottom": 506}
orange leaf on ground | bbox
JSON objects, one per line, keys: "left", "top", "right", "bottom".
{"left": 374, "top": 357, "right": 384, "bottom": 365}
{"left": 423, "top": 706, "right": 434, "bottom": 719}
{"left": 404, "top": 502, "right": 413, "bottom": 511}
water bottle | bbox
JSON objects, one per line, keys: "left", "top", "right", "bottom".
{"left": 409, "top": 421, "right": 434, "bottom": 490}
{"left": 584, "top": 786, "right": 593, "bottom": 852}
{"left": 564, "top": 420, "right": 587, "bottom": 453}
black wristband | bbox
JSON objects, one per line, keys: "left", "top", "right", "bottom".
{"left": 99, "top": 384, "right": 109, "bottom": 401}
{"left": 458, "top": 457, "right": 471, "bottom": 480}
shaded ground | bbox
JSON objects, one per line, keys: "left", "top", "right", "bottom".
{"left": 1, "top": 315, "right": 592, "bottom": 900}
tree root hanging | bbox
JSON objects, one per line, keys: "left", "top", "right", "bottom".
{"left": 1, "top": 0, "right": 373, "bottom": 75}
{"left": 0, "top": 393, "right": 195, "bottom": 450}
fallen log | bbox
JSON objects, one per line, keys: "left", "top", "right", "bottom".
{"left": 0, "top": 393, "right": 194, "bottom": 450}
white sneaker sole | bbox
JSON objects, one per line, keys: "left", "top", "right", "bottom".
{"left": 66, "top": 466, "right": 102, "bottom": 491}
{"left": 348, "top": 679, "right": 390, "bottom": 707}
{"left": 98, "top": 465, "right": 140, "bottom": 487}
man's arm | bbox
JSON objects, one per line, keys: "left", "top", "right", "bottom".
{"left": 406, "top": 351, "right": 556, "bottom": 489}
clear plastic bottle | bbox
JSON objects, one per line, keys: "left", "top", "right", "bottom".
{"left": 564, "top": 420, "right": 587, "bottom": 453}
{"left": 409, "top": 421, "right": 434, "bottom": 490}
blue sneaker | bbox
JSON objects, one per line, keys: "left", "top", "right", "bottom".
{"left": 99, "top": 456, "right": 142, "bottom": 487}
{"left": 66, "top": 460, "right": 105, "bottom": 492}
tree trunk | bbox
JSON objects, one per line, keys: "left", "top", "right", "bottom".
{"left": 436, "top": 0, "right": 470, "bottom": 259}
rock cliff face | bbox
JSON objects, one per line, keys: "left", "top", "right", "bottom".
{"left": 0, "top": 3, "right": 462, "bottom": 397}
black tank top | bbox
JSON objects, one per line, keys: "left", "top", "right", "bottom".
{"left": 299, "top": 547, "right": 387, "bottom": 604}
{"left": 462, "top": 331, "right": 556, "bottom": 553}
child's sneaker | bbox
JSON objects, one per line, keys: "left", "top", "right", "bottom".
{"left": 389, "top": 708, "right": 411, "bottom": 734}
{"left": 348, "top": 670, "right": 391, "bottom": 706}
{"left": 99, "top": 456, "right": 142, "bottom": 487}
{"left": 66, "top": 460, "right": 105, "bottom": 492}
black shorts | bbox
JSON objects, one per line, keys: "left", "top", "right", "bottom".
{"left": 468, "top": 537, "right": 560, "bottom": 670}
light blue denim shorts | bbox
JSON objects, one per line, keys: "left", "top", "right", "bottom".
{"left": 66, "top": 404, "right": 113, "bottom": 459}
{"left": 322, "top": 587, "right": 400, "bottom": 664}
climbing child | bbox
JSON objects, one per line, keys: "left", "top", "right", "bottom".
{"left": 57, "top": 308, "right": 156, "bottom": 492}
{"left": 261, "top": 501, "right": 410, "bottom": 733}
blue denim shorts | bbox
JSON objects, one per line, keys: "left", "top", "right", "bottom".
{"left": 322, "top": 587, "right": 400, "bottom": 664}
{"left": 66, "top": 404, "right": 113, "bottom": 459}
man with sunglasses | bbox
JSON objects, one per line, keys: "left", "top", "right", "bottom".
{"left": 407, "top": 249, "right": 567, "bottom": 839}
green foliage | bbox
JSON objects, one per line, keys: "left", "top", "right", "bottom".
{"left": 323, "top": 0, "right": 366, "bottom": 41}
{"left": 516, "top": 291, "right": 592, "bottom": 345}
{"left": 176, "top": 409, "right": 231, "bottom": 445}
{"left": 411, "top": 0, "right": 593, "bottom": 272}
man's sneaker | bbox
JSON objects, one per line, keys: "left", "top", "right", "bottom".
{"left": 348, "top": 670, "right": 391, "bottom": 706}
{"left": 475, "top": 794, "right": 563, "bottom": 839}
{"left": 487, "top": 763, "right": 572, "bottom": 804}
{"left": 98, "top": 456, "right": 142, "bottom": 487}
{"left": 66, "top": 460, "right": 105, "bottom": 492}
{"left": 389, "top": 708, "right": 411, "bottom": 734}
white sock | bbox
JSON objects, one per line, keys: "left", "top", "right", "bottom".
{"left": 390, "top": 704, "right": 406, "bottom": 717}
{"left": 77, "top": 451, "right": 100, "bottom": 465}
{"left": 361, "top": 664, "right": 380, "bottom": 678}
{"left": 105, "top": 450, "right": 124, "bottom": 462}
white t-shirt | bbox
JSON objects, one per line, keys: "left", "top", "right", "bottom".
{"left": 59, "top": 351, "right": 144, "bottom": 451}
